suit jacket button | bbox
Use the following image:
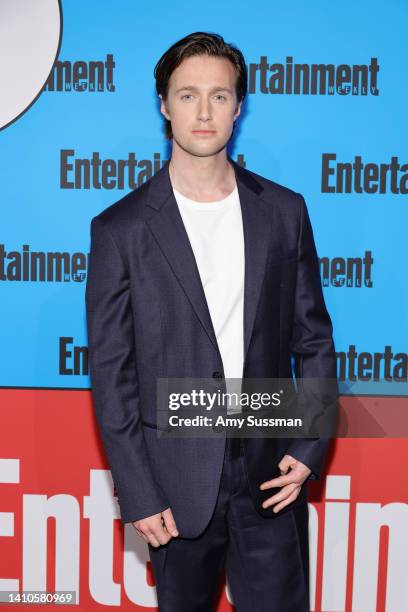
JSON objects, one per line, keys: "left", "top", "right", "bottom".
{"left": 212, "top": 371, "right": 223, "bottom": 379}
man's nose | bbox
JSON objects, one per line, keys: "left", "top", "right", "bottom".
{"left": 197, "top": 98, "right": 211, "bottom": 121}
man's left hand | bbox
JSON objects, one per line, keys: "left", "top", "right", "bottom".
{"left": 259, "top": 454, "right": 312, "bottom": 513}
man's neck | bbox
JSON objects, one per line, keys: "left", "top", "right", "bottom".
{"left": 168, "top": 145, "right": 236, "bottom": 203}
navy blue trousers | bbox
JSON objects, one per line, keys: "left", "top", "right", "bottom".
{"left": 148, "top": 436, "right": 310, "bottom": 611}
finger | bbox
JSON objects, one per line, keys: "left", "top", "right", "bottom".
{"left": 152, "top": 523, "right": 172, "bottom": 546}
{"left": 144, "top": 529, "right": 162, "bottom": 547}
{"left": 262, "top": 484, "right": 299, "bottom": 509}
{"left": 259, "top": 473, "right": 297, "bottom": 490}
{"left": 134, "top": 527, "right": 148, "bottom": 541}
{"left": 262, "top": 484, "right": 298, "bottom": 508}
{"left": 144, "top": 522, "right": 171, "bottom": 546}
{"left": 278, "top": 457, "right": 293, "bottom": 474}
{"left": 162, "top": 508, "right": 179, "bottom": 537}
{"left": 272, "top": 488, "right": 300, "bottom": 513}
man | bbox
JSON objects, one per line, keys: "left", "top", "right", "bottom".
{"left": 86, "top": 31, "right": 338, "bottom": 611}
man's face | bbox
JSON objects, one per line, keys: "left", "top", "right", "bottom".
{"left": 160, "top": 54, "right": 242, "bottom": 157}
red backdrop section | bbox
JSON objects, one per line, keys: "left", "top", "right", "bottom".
{"left": 0, "top": 389, "right": 407, "bottom": 611}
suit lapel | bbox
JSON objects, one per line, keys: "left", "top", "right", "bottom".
{"left": 144, "top": 157, "right": 273, "bottom": 369}
{"left": 231, "top": 159, "right": 273, "bottom": 365}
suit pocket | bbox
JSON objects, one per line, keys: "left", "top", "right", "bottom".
{"left": 142, "top": 419, "right": 170, "bottom": 433}
{"left": 141, "top": 419, "right": 157, "bottom": 429}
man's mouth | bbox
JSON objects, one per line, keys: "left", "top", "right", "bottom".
{"left": 192, "top": 129, "right": 216, "bottom": 135}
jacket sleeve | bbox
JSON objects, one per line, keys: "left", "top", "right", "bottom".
{"left": 85, "top": 215, "right": 170, "bottom": 523}
{"left": 286, "top": 194, "right": 338, "bottom": 480}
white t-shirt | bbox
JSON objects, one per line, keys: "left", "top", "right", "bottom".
{"left": 173, "top": 184, "right": 244, "bottom": 414}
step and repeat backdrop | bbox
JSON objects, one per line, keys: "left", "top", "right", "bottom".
{"left": 1, "top": 0, "right": 407, "bottom": 610}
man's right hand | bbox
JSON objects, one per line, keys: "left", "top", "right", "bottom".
{"left": 132, "top": 507, "right": 179, "bottom": 547}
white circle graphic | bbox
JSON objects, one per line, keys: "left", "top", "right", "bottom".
{"left": 0, "top": 0, "right": 62, "bottom": 130}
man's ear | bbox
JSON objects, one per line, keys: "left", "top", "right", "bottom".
{"left": 233, "top": 98, "right": 243, "bottom": 121}
{"left": 159, "top": 94, "right": 170, "bottom": 120}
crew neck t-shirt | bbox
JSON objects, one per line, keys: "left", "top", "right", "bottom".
{"left": 172, "top": 184, "right": 244, "bottom": 414}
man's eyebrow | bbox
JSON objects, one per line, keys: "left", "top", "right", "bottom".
{"left": 174, "top": 85, "right": 233, "bottom": 94}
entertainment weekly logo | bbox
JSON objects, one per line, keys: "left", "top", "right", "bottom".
{"left": 320, "top": 251, "right": 373, "bottom": 288}
{"left": 0, "top": 245, "right": 88, "bottom": 282}
{"left": 43, "top": 54, "right": 116, "bottom": 92}
{"left": 1, "top": 460, "right": 405, "bottom": 610}
{"left": 321, "top": 154, "right": 408, "bottom": 194}
{"left": 337, "top": 345, "right": 408, "bottom": 382}
{"left": 247, "top": 56, "right": 379, "bottom": 95}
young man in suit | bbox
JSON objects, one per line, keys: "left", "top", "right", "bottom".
{"left": 86, "top": 31, "right": 337, "bottom": 611}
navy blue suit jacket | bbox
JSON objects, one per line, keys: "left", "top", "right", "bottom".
{"left": 85, "top": 157, "right": 338, "bottom": 538}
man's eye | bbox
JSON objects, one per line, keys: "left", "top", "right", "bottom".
{"left": 181, "top": 94, "right": 193, "bottom": 100}
{"left": 214, "top": 94, "right": 226, "bottom": 101}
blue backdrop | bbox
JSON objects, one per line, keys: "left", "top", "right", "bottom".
{"left": 1, "top": 0, "right": 407, "bottom": 397}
